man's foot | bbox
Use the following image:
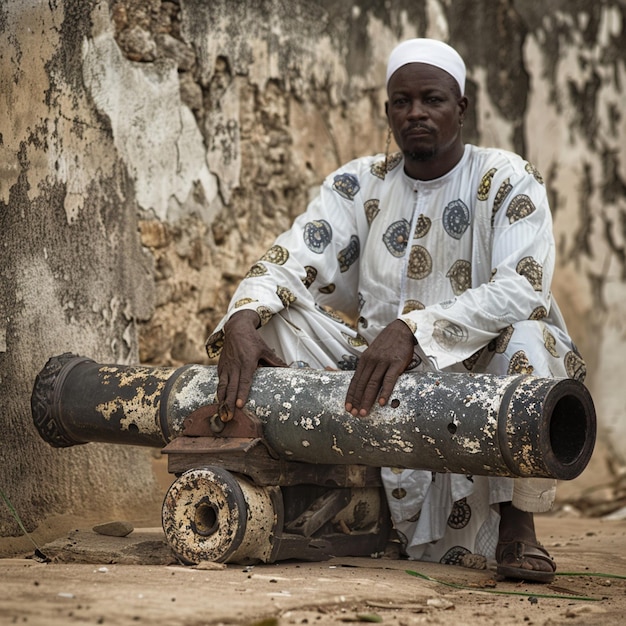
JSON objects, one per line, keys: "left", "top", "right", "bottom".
{"left": 496, "top": 502, "right": 556, "bottom": 583}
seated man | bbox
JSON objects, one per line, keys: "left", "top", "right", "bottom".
{"left": 206, "top": 38, "right": 586, "bottom": 583}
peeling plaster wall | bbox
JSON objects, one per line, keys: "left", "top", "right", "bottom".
{"left": 0, "top": 1, "right": 161, "bottom": 546}
{"left": 1, "top": 0, "right": 626, "bottom": 546}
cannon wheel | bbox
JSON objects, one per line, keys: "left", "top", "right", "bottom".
{"left": 162, "top": 466, "right": 280, "bottom": 565}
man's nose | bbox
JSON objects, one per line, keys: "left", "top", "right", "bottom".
{"left": 407, "top": 100, "right": 427, "bottom": 119}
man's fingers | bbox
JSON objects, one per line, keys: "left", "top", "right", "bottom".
{"left": 345, "top": 359, "right": 385, "bottom": 416}
{"left": 217, "top": 367, "right": 240, "bottom": 420}
{"left": 358, "top": 363, "right": 389, "bottom": 415}
{"left": 377, "top": 366, "right": 403, "bottom": 407}
{"left": 232, "top": 368, "right": 254, "bottom": 411}
{"left": 345, "top": 360, "right": 371, "bottom": 411}
{"left": 215, "top": 367, "right": 230, "bottom": 406}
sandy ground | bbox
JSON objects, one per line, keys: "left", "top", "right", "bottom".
{"left": 1, "top": 445, "right": 624, "bottom": 626}
{"left": 0, "top": 515, "right": 624, "bottom": 626}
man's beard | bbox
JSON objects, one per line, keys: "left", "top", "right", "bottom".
{"left": 405, "top": 147, "right": 437, "bottom": 162}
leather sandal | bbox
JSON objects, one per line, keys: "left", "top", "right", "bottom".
{"left": 496, "top": 540, "right": 556, "bottom": 583}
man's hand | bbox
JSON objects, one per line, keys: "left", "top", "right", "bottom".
{"left": 216, "top": 309, "right": 287, "bottom": 420}
{"left": 345, "top": 319, "right": 416, "bottom": 417}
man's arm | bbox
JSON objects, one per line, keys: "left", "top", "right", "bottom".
{"left": 344, "top": 319, "right": 416, "bottom": 416}
{"left": 216, "top": 309, "right": 287, "bottom": 420}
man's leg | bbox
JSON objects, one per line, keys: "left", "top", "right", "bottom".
{"left": 485, "top": 320, "right": 586, "bottom": 581}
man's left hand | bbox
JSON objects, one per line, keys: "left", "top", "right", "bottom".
{"left": 344, "top": 319, "right": 416, "bottom": 417}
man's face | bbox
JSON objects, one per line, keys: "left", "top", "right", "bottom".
{"left": 386, "top": 63, "right": 467, "bottom": 176}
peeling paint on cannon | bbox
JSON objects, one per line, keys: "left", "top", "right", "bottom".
{"left": 32, "top": 353, "right": 596, "bottom": 480}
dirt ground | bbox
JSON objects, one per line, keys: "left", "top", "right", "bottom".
{"left": 1, "top": 444, "right": 625, "bottom": 626}
{"left": 0, "top": 515, "right": 624, "bottom": 626}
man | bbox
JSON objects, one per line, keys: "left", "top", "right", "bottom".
{"left": 206, "top": 38, "right": 586, "bottom": 582}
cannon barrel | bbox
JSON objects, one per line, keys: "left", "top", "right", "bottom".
{"left": 31, "top": 353, "right": 596, "bottom": 480}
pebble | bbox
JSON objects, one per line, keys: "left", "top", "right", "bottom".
{"left": 426, "top": 597, "right": 454, "bottom": 610}
{"left": 194, "top": 561, "right": 227, "bottom": 570}
{"left": 92, "top": 521, "right": 134, "bottom": 537}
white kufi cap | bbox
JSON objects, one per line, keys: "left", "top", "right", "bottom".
{"left": 386, "top": 38, "right": 466, "bottom": 94}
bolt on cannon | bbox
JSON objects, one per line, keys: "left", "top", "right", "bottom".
{"left": 31, "top": 353, "right": 596, "bottom": 565}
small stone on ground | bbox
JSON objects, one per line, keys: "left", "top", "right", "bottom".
{"left": 92, "top": 521, "right": 134, "bottom": 537}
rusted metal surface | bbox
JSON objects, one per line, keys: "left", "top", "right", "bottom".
{"left": 162, "top": 467, "right": 281, "bottom": 564}
{"left": 33, "top": 353, "right": 595, "bottom": 564}
{"left": 182, "top": 405, "right": 264, "bottom": 438}
{"left": 161, "top": 466, "right": 389, "bottom": 565}
{"left": 31, "top": 353, "right": 177, "bottom": 448}
{"left": 162, "top": 436, "right": 383, "bottom": 488}
{"left": 32, "top": 354, "right": 596, "bottom": 480}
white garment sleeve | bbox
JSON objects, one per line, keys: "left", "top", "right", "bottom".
{"left": 206, "top": 166, "right": 366, "bottom": 355}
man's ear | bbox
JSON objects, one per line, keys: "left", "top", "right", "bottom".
{"left": 458, "top": 95, "right": 468, "bottom": 117}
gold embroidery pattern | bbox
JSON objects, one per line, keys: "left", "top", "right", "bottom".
{"left": 565, "top": 350, "right": 587, "bottom": 382}
{"left": 364, "top": 199, "right": 380, "bottom": 224}
{"left": 407, "top": 245, "right": 433, "bottom": 280}
{"left": 319, "top": 284, "right": 336, "bottom": 294}
{"left": 276, "top": 286, "right": 296, "bottom": 308}
{"left": 338, "top": 235, "right": 360, "bottom": 272}
{"left": 529, "top": 306, "right": 547, "bottom": 320}
{"left": 447, "top": 498, "right": 471, "bottom": 529}
{"left": 433, "top": 319, "right": 468, "bottom": 349}
{"left": 507, "top": 350, "right": 534, "bottom": 375}
{"left": 490, "top": 325, "right": 513, "bottom": 353}
{"left": 516, "top": 256, "right": 543, "bottom": 291}
{"left": 343, "top": 332, "right": 368, "bottom": 347}
{"left": 543, "top": 326, "right": 559, "bottom": 358}
{"left": 261, "top": 244, "right": 289, "bottom": 265}
{"left": 492, "top": 178, "right": 513, "bottom": 224}
{"left": 477, "top": 168, "right": 497, "bottom": 201}
{"left": 245, "top": 263, "right": 268, "bottom": 278}
{"left": 525, "top": 162, "right": 544, "bottom": 184}
{"left": 319, "top": 305, "right": 345, "bottom": 323}
{"left": 414, "top": 214, "right": 432, "bottom": 238}
{"left": 506, "top": 194, "right": 537, "bottom": 224}
{"left": 256, "top": 306, "right": 274, "bottom": 326}
{"left": 234, "top": 297, "right": 256, "bottom": 308}
{"left": 302, "top": 265, "right": 317, "bottom": 288}
{"left": 446, "top": 259, "right": 472, "bottom": 295}
{"left": 463, "top": 348, "right": 484, "bottom": 371}
{"left": 205, "top": 330, "right": 224, "bottom": 359}
{"left": 370, "top": 152, "right": 402, "bottom": 179}
{"left": 402, "top": 300, "right": 425, "bottom": 314}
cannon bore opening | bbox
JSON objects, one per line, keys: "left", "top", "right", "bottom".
{"left": 192, "top": 498, "right": 220, "bottom": 537}
{"left": 549, "top": 395, "right": 591, "bottom": 466}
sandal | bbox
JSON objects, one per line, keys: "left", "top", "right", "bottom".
{"left": 496, "top": 540, "right": 556, "bottom": 583}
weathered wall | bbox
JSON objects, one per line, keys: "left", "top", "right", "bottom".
{"left": 1, "top": 0, "right": 625, "bottom": 548}
{"left": 0, "top": 1, "right": 162, "bottom": 551}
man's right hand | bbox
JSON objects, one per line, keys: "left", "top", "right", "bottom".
{"left": 216, "top": 309, "right": 288, "bottom": 420}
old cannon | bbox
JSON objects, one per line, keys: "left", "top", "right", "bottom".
{"left": 31, "top": 353, "right": 596, "bottom": 565}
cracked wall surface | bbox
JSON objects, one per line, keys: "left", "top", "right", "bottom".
{"left": 1, "top": 0, "right": 625, "bottom": 543}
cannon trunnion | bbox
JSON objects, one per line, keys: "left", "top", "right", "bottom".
{"left": 31, "top": 353, "right": 596, "bottom": 565}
